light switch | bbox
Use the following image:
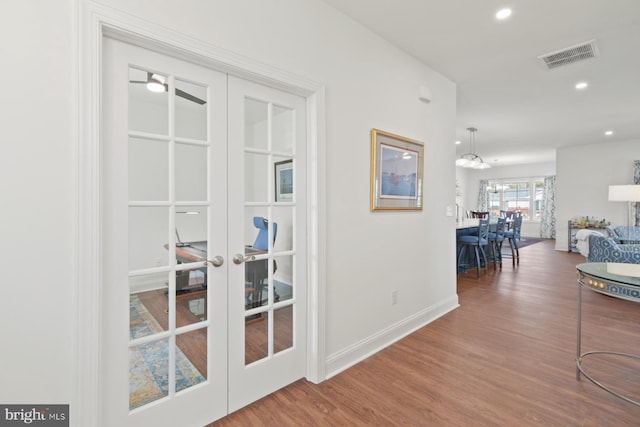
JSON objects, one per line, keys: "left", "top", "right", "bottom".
{"left": 446, "top": 205, "right": 454, "bottom": 217}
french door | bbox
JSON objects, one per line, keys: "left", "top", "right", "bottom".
{"left": 227, "top": 76, "right": 307, "bottom": 411}
{"left": 101, "top": 38, "right": 307, "bottom": 426}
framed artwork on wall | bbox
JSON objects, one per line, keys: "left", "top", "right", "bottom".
{"left": 274, "top": 159, "right": 293, "bottom": 202}
{"left": 370, "top": 128, "right": 424, "bottom": 211}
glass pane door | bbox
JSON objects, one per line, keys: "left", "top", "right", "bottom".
{"left": 127, "top": 65, "right": 211, "bottom": 409}
{"left": 241, "top": 99, "right": 296, "bottom": 364}
{"left": 227, "top": 76, "right": 307, "bottom": 412}
{"left": 102, "top": 38, "right": 228, "bottom": 426}
{"left": 104, "top": 38, "right": 307, "bottom": 425}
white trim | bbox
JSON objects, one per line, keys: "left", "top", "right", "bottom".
{"left": 324, "top": 297, "right": 459, "bottom": 380}
{"left": 71, "top": 1, "right": 82, "bottom": 426}
{"left": 305, "top": 87, "right": 327, "bottom": 384}
{"left": 75, "top": 2, "right": 104, "bottom": 426}
{"left": 76, "top": 1, "right": 326, "bottom": 425}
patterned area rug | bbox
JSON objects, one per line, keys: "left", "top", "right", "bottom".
{"left": 501, "top": 237, "right": 547, "bottom": 256}
{"left": 129, "top": 295, "right": 205, "bottom": 410}
{"left": 513, "top": 237, "right": 547, "bottom": 249}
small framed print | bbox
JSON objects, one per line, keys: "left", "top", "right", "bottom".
{"left": 370, "top": 129, "right": 424, "bottom": 211}
{"left": 274, "top": 159, "right": 293, "bottom": 202}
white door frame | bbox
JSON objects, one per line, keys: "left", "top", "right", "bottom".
{"left": 75, "top": 2, "right": 326, "bottom": 426}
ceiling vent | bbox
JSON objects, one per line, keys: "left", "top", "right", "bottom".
{"left": 538, "top": 39, "right": 599, "bottom": 69}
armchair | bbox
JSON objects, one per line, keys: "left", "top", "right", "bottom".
{"left": 586, "top": 234, "right": 640, "bottom": 264}
{"left": 607, "top": 225, "right": 640, "bottom": 243}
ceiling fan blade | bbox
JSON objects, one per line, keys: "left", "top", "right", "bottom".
{"left": 175, "top": 88, "right": 206, "bottom": 105}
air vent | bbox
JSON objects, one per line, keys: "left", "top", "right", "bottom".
{"left": 538, "top": 40, "right": 599, "bottom": 69}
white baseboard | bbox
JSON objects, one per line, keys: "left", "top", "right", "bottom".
{"left": 324, "top": 295, "right": 460, "bottom": 379}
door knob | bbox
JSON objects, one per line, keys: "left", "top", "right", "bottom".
{"left": 232, "top": 253, "right": 255, "bottom": 265}
{"left": 206, "top": 256, "right": 224, "bottom": 267}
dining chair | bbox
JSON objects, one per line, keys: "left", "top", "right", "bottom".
{"left": 470, "top": 211, "right": 489, "bottom": 219}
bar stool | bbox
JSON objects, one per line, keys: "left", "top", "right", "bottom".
{"left": 488, "top": 217, "right": 506, "bottom": 270}
{"left": 457, "top": 219, "right": 489, "bottom": 278}
{"left": 503, "top": 215, "right": 522, "bottom": 266}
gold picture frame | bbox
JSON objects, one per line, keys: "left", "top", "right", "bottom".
{"left": 370, "top": 128, "right": 424, "bottom": 211}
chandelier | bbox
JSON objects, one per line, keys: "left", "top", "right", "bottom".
{"left": 455, "top": 127, "right": 490, "bottom": 169}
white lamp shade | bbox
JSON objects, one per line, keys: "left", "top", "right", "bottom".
{"left": 474, "top": 162, "right": 491, "bottom": 170}
{"left": 608, "top": 184, "right": 640, "bottom": 202}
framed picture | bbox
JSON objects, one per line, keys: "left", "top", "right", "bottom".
{"left": 274, "top": 159, "right": 293, "bottom": 202}
{"left": 370, "top": 128, "right": 424, "bottom": 211}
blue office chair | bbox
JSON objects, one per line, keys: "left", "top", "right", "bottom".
{"left": 252, "top": 216, "right": 278, "bottom": 250}
{"left": 246, "top": 217, "right": 279, "bottom": 308}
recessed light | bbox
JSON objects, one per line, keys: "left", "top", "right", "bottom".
{"left": 605, "top": 130, "right": 613, "bottom": 136}
{"left": 455, "top": 140, "right": 461, "bottom": 145}
{"left": 575, "top": 82, "right": 588, "bottom": 90}
{"left": 496, "top": 8, "right": 512, "bottom": 20}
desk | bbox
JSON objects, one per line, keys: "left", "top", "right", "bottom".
{"left": 576, "top": 262, "right": 640, "bottom": 406}
{"left": 168, "top": 241, "right": 269, "bottom": 307}
{"left": 164, "top": 241, "right": 208, "bottom": 293}
{"left": 172, "top": 241, "right": 267, "bottom": 263}
{"left": 175, "top": 241, "right": 208, "bottom": 262}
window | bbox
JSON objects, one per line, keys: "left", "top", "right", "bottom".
{"left": 487, "top": 178, "right": 544, "bottom": 221}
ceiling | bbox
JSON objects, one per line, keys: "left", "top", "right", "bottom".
{"left": 320, "top": 0, "right": 640, "bottom": 166}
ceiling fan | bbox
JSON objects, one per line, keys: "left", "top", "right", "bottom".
{"left": 129, "top": 72, "right": 207, "bottom": 105}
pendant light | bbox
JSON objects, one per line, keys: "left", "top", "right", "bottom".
{"left": 455, "top": 127, "right": 491, "bottom": 169}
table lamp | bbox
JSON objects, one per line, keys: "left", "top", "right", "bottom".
{"left": 608, "top": 184, "right": 640, "bottom": 242}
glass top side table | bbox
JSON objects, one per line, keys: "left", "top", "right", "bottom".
{"left": 576, "top": 262, "right": 640, "bottom": 406}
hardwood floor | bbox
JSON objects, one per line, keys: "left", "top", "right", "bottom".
{"left": 211, "top": 240, "right": 640, "bottom": 426}
{"left": 136, "top": 289, "right": 292, "bottom": 375}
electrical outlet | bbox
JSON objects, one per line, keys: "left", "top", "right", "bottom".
{"left": 391, "top": 290, "right": 398, "bottom": 305}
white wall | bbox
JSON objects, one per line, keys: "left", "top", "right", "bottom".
{"left": 1, "top": 0, "right": 457, "bottom": 410}
{"left": 555, "top": 139, "right": 640, "bottom": 251}
{"left": 0, "top": 0, "right": 75, "bottom": 403}
{"left": 456, "top": 162, "right": 556, "bottom": 237}
{"left": 100, "top": 0, "right": 458, "bottom": 365}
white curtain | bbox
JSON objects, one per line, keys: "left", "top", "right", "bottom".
{"left": 540, "top": 175, "right": 556, "bottom": 238}
{"left": 634, "top": 160, "right": 640, "bottom": 226}
{"left": 476, "top": 180, "right": 489, "bottom": 211}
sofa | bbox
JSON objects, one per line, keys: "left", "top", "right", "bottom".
{"left": 587, "top": 234, "right": 640, "bottom": 264}
{"left": 605, "top": 225, "right": 640, "bottom": 243}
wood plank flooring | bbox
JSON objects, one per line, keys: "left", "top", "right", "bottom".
{"left": 211, "top": 240, "right": 640, "bottom": 426}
